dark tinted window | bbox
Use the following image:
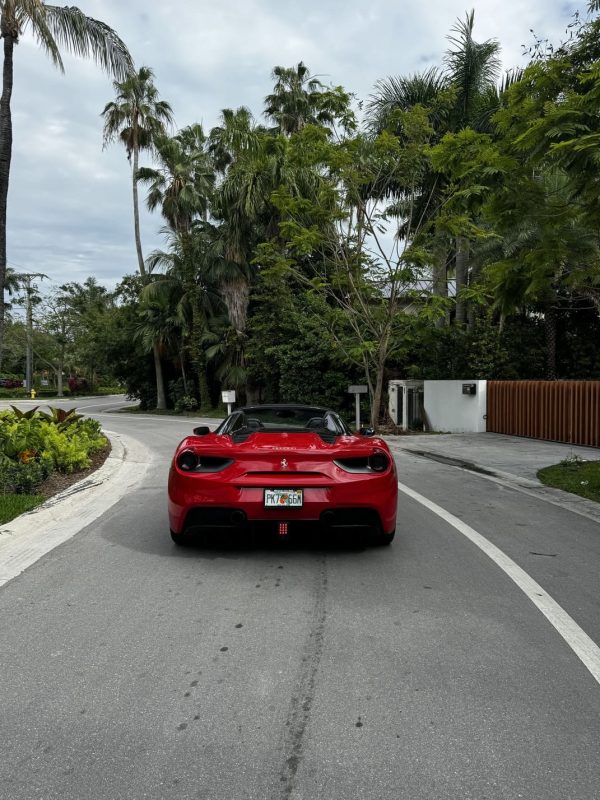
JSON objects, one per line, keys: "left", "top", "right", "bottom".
{"left": 243, "top": 407, "right": 326, "bottom": 430}
{"left": 217, "top": 406, "right": 337, "bottom": 434}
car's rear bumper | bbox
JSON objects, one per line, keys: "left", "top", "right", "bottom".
{"left": 168, "top": 470, "right": 398, "bottom": 535}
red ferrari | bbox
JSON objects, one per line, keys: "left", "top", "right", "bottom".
{"left": 168, "top": 404, "right": 398, "bottom": 546}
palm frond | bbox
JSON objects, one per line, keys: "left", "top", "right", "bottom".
{"left": 444, "top": 10, "right": 501, "bottom": 129}
{"left": 44, "top": 4, "right": 133, "bottom": 80}
{"left": 19, "top": 1, "right": 64, "bottom": 71}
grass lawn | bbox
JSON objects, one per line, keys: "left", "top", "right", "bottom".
{"left": 0, "top": 494, "right": 45, "bottom": 524}
{"left": 537, "top": 458, "right": 600, "bottom": 503}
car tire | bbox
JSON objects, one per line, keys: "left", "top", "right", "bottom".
{"left": 170, "top": 529, "right": 190, "bottom": 547}
{"left": 374, "top": 530, "right": 395, "bottom": 546}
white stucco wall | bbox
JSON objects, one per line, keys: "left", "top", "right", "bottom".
{"left": 424, "top": 380, "right": 487, "bottom": 433}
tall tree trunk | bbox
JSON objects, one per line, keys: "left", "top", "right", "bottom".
{"left": 245, "top": 381, "right": 260, "bottom": 405}
{"left": 153, "top": 341, "right": 167, "bottom": 409}
{"left": 131, "top": 135, "right": 146, "bottom": 278}
{"left": 544, "top": 306, "right": 557, "bottom": 380}
{"left": 221, "top": 277, "right": 252, "bottom": 401}
{"left": 0, "top": 31, "right": 15, "bottom": 375}
{"left": 196, "top": 348, "right": 210, "bottom": 409}
{"left": 370, "top": 335, "right": 390, "bottom": 429}
{"left": 466, "top": 261, "right": 482, "bottom": 330}
{"left": 432, "top": 244, "right": 448, "bottom": 328}
{"left": 190, "top": 299, "right": 211, "bottom": 408}
{"left": 132, "top": 131, "right": 167, "bottom": 409}
{"left": 371, "top": 368, "right": 385, "bottom": 430}
{"left": 221, "top": 276, "right": 249, "bottom": 333}
{"left": 179, "top": 347, "right": 188, "bottom": 394}
{"left": 454, "top": 236, "right": 469, "bottom": 326}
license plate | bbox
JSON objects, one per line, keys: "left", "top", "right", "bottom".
{"left": 264, "top": 489, "right": 303, "bottom": 508}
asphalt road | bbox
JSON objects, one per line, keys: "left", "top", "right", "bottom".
{"left": 1, "top": 398, "right": 599, "bottom": 800}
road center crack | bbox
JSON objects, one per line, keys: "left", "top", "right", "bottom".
{"left": 279, "top": 556, "right": 328, "bottom": 798}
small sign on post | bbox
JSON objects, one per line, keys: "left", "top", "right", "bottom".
{"left": 221, "top": 389, "right": 236, "bottom": 416}
{"left": 347, "top": 385, "right": 368, "bottom": 430}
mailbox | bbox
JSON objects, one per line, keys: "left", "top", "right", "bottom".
{"left": 462, "top": 383, "right": 477, "bottom": 395}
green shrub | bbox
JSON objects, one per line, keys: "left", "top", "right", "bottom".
{"left": 0, "top": 454, "right": 52, "bottom": 494}
{"left": 40, "top": 426, "right": 92, "bottom": 473}
{"left": 0, "top": 407, "right": 108, "bottom": 486}
{"left": 0, "top": 388, "right": 27, "bottom": 399}
{"left": 0, "top": 416, "right": 46, "bottom": 460}
{"left": 39, "top": 418, "right": 107, "bottom": 473}
{"left": 175, "top": 395, "right": 198, "bottom": 412}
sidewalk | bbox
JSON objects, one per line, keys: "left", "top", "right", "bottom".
{"left": 0, "top": 431, "right": 152, "bottom": 588}
{"left": 385, "top": 431, "right": 600, "bottom": 523}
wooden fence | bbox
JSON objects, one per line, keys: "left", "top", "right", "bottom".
{"left": 486, "top": 380, "right": 600, "bottom": 447}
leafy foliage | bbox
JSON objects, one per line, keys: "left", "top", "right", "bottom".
{"left": 8, "top": 9, "right": 600, "bottom": 429}
{"left": 0, "top": 408, "right": 107, "bottom": 492}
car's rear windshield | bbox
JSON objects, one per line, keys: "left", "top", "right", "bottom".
{"left": 216, "top": 407, "right": 350, "bottom": 437}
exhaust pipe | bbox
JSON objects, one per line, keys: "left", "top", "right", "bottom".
{"left": 230, "top": 510, "right": 246, "bottom": 527}
{"left": 321, "top": 510, "right": 335, "bottom": 527}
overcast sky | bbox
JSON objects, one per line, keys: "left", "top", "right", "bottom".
{"left": 7, "top": 0, "right": 585, "bottom": 297}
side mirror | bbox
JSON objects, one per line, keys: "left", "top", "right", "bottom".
{"left": 359, "top": 427, "right": 375, "bottom": 437}
{"left": 192, "top": 426, "right": 210, "bottom": 436}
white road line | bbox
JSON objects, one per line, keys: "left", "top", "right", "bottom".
{"left": 397, "top": 480, "right": 600, "bottom": 686}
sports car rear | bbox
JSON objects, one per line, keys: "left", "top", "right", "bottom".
{"left": 168, "top": 428, "right": 397, "bottom": 543}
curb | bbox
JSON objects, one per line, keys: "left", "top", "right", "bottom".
{"left": 0, "top": 430, "right": 153, "bottom": 589}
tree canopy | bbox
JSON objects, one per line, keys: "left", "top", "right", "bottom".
{"left": 3, "top": 3, "right": 600, "bottom": 427}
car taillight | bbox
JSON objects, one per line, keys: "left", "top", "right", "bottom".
{"left": 177, "top": 450, "right": 199, "bottom": 471}
{"left": 368, "top": 452, "right": 389, "bottom": 472}
{"left": 176, "top": 452, "right": 233, "bottom": 473}
{"left": 334, "top": 456, "right": 369, "bottom": 472}
{"left": 334, "top": 452, "right": 390, "bottom": 473}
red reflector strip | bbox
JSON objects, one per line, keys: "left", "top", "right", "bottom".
{"left": 278, "top": 522, "right": 289, "bottom": 536}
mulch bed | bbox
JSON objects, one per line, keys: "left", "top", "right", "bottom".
{"left": 37, "top": 443, "right": 112, "bottom": 499}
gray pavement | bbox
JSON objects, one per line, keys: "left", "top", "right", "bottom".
{"left": 1, "top": 398, "right": 599, "bottom": 799}
{"left": 387, "top": 431, "right": 600, "bottom": 524}
{"left": 387, "top": 431, "right": 600, "bottom": 483}
{"left": 0, "top": 418, "right": 600, "bottom": 585}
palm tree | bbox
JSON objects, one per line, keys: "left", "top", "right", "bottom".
{"left": 208, "top": 101, "right": 331, "bottom": 400}
{"left": 101, "top": 65, "right": 173, "bottom": 278}
{"left": 368, "top": 67, "right": 450, "bottom": 135}
{"left": 137, "top": 126, "right": 214, "bottom": 406}
{"left": 264, "top": 62, "right": 330, "bottom": 135}
{"left": 0, "top": 1, "right": 133, "bottom": 373}
{"left": 208, "top": 106, "right": 259, "bottom": 173}
{"left": 144, "top": 224, "right": 222, "bottom": 406}
{"left": 134, "top": 298, "right": 178, "bottom": 407}
{"left": 2, "top": 264, "right": 18, "bottom": 309}
{"left": 444, "top": 11, "right": 501, "bottom": 130}
{"left": 102, "top": 66, "right": 173, "bottom": 409}
{"left": 137, "top": 125, "right": 214, "bottom": 235}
